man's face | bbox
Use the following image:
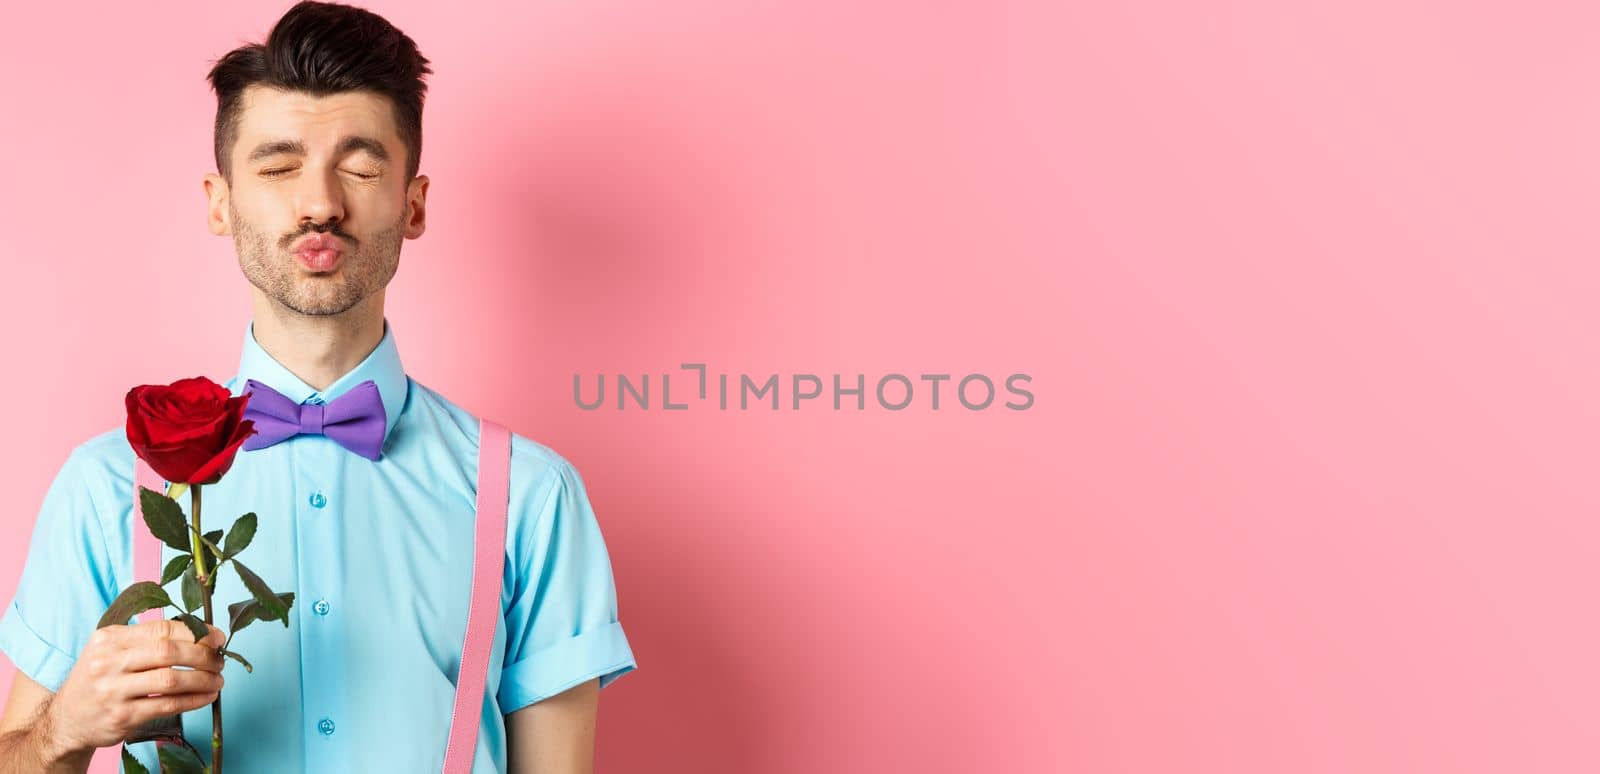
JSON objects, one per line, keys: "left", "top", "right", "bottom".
{"left": 204, "top": 85, "right": 428, "bottom": 317}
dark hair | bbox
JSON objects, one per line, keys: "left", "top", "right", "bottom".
{"left": 205, "top": 1, "right": 433, "bottom": 183}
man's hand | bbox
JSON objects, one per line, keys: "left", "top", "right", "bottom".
{"left": 41, "top": 618, "right": 226, "bottom": 760}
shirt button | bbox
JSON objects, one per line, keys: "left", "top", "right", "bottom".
{"left": 313, "top": 599, "right": 330, "bottom": 616}
{"left": 318, "top": 717, "right": 335, "bottom": 735}
{"left": 309, "top": 491, "right": 327, "bottom": 509}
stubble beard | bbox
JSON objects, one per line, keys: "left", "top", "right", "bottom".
{"left": 231, "top": 200, "right": 403, "bottom": 317}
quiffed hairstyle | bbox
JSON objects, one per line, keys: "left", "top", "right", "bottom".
{"left": 205, "top": 1, "right": 433, "bottom": 183}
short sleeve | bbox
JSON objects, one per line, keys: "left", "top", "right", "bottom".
{"left": 497, "top": 456, "right": 637, "bottom": 714}
{"left": 0, "top": 445, "right": 119, "bottom": 692}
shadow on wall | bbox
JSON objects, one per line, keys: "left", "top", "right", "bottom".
{"left": 477, "top": 84, "right": 752, "bottom": 357}
{"left": 459, "top": 80, "right": 774, "bottom": 771}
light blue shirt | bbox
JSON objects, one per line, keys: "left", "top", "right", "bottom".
{"left": 0, "top": 318, "right": 637, "bottom": 772}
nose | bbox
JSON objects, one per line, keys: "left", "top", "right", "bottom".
{"left": 293, "top": 167, "right": 345, "bottom": 227}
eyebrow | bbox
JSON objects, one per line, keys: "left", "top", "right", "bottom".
{"left": 246, "top": 135, "right": 391, "bottom": 164}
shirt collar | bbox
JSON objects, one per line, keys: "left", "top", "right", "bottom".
{"left": 227, "top": 317, "right": 409, "bottom": 448}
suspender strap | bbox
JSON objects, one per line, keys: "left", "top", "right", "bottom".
{"left": 129, "top": 419, "right": 513, "bottom": 772}
{"left": 133, "top": 458, "right": 165, "bottom": 626}
{"left": 443, "top": 418, "right": 511, "bottom": 773}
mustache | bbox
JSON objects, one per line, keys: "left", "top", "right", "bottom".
{"left": 281, "top": 223, "right": 356, "bottom": 249}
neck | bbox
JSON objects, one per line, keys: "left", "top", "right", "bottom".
{"left": 249, "top": 289, "right": 386, "bottom": 392}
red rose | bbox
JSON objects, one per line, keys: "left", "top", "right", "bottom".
{"left": 125, "top": 376, "right": 258, "bottom": 485}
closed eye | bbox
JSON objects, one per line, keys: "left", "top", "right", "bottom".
{"left": 258, "top": 168, "right": 378, "bottom": 179}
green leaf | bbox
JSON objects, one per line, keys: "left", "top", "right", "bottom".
{"left": 121, "top": 745, "right": 150, "bottom": 774}
{"left": 219, "top": 648, "right": 254, "bottom": 673}
{"left": 160, "top": 554, "right": 193, "bottom": 586}
{"left": 222, "top": 513, "right": 256, "bottom": 560}
{"left": 172, "top": 613, "right": 209, "bottom": 643}
{"left": 138, "top": 487, "right": 191, "bottom": 551}
{"left": 231, "top": 561, "right": 289, "bottom": 624}
{"left": 183, "top": 523, "right": 226, "bottom": 559}
{"left": 227, "top": 592, "right": 295, "bottom": 638}
{"left": 201, "top": 529, "right": 225, "bottom": 572}
{"left": 226, "top": 598, "right": 259, "bottom": 638}
{"left": 181, "top": 565, "right": 203, "bottom": 614}
{"left": 97, "top": 582, "right": 174, "bottom": 629}
{"left": 158, "top": 743, "right": 207, "bottom": 774}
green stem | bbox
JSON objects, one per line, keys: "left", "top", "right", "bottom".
{"left": 189, "top": 485, "right": 224, "bottom": 774}
{"left": 188, "top": 488, "right": 207, "bottom": 586}
{"left": 184, "top": 524, "right": 229, "bottom": 565}
{"left": 181, "top": 522, "right": 236, "bottom": 651}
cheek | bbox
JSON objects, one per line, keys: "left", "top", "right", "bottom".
{"left": 230, "top": 192, "right": 279, "bottom": 228}
{"left": 363, "top": 189, "right": 408, "bottom": 221}
{"left": 353, "top": 200, "right": 409, "bottom": 235}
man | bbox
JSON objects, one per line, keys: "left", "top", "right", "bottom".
{"left": 0, "top": 2, "right": 637, "bottom": 772}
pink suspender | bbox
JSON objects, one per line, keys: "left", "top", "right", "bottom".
{"left": 444, "top": 418, "right": 510, "bottom": 772}
{"left": 133, "top": 457, "right": 165, "bottom": 627}
{"left": 131, "top": 418, "right": 512, "bottom": 773}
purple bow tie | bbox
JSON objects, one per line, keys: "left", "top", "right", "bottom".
{"left": 240, "top": 378, "right": 388, "bottom": 460}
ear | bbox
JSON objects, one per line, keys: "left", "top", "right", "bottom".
{"left": 204, "top": 172, "right": 231, "bottom": 236}
{"left": 404, "top": 174, "right": 429, "bottom": 239}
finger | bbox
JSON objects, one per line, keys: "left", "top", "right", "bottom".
{"left": 146, "top": 618, "right": 224, "bottom": 648}
{"left": 143, "top": 618, "right": 187, "bottom": 641}
{"left": 125, "top": 689, "right": 221, "bottom": 721}
{"left": 121, "top": 639, "right": 227, "bottom": 674}
{"left": 90, "top": 623, "right": 138, "bottom": 649}
{"left": 120, "top": 667, "right": 225, "bottom": 700}
{"left": 122, "top": 618, "right": 193, "bottom": 648}
{"left": 146, "top": 618, "right": 224, "bottom": 653}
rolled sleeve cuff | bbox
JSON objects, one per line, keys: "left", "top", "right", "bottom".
{"left": 498, "top": 620, "right": 637, "bottom": 714}
{"left": 0, "top": 601, "right": 75, "bottom": 693}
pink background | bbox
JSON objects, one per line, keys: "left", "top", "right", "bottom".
{"left": 1, "top": 1, "right": 1596, "bottom": 772}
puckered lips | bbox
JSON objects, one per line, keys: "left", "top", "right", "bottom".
{"left": 292, "top": 233, "right": 345, "bottom": 272}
